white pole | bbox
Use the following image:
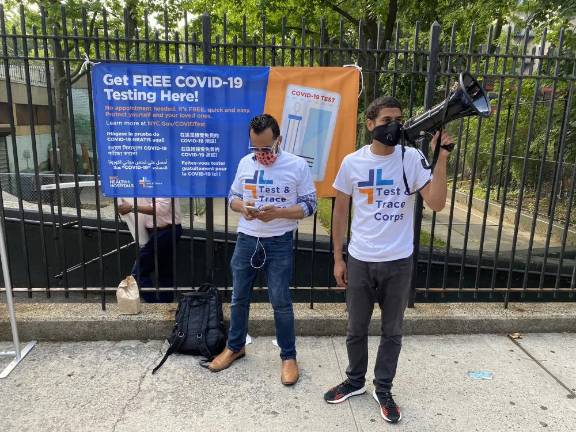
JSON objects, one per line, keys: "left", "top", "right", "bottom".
{"left": 0, "top": 214, "right": 36, "bottom": 378}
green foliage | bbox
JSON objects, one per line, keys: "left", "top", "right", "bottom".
{"left": 3, "top": 1, "right": 574, "bottom": 203}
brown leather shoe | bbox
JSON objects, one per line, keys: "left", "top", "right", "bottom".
{"left": 281, "top": 359, "right": 299, "bottom": 386}
{"left": 207, "top": 347, "right": 245, "bottom": 372}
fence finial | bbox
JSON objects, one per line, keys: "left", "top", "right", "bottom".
{"left": 343, "top": 63, "right": 364, "bottom": 99}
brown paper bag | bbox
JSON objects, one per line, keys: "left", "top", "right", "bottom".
{"left": 116, "top": 275, "right": 141, "bottom": 315}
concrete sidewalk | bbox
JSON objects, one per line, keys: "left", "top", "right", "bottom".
{"left": 1, "top": 334, "right": 575, "bottom": 431}
{"left": 421, "top": 199, "right": 570, "bottom": 258}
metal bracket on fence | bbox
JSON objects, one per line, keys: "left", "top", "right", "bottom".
{"left": 0, "top": 210, "right": 36, "bottom": 378}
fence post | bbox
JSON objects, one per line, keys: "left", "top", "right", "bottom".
{"left": 409, "top": 21, "right": 440, "bottom": 307}
{"left": 201, "top": 13, "right": 216, "bottom": 284}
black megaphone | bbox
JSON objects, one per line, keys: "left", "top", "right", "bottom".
{"left": 402, "top": 71, "right": 491, "bottom": 143}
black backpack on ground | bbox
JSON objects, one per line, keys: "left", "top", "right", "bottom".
{"left": 152, "top": 283, "right": 226, "bottom": 374}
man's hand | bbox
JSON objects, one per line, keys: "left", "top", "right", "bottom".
{"left": 430, "top": 130, "right": 454, "bottom": 158}
{"left": 255, "top": 205, "right": 282, "bottom": 223}
{"left": 240, "top": 200, "right": 258, "bottom": 221}
{"left": 118, "top": 202, "right": 132, "bottom": 215}
{"left": 334, "top": 259, "right": 348, "bottom": 287}
{"left": 420, "top": 130, "right": 452, "bottom": 212}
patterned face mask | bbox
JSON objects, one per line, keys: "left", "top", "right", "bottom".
{"left": 250, "top": 140, "right": 279, "bottom": 166}
{"left": 254, "top": 150, "right": 278, "bottom": 166}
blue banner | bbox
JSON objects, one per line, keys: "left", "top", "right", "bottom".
{"left": 92, "top": 63, "right": 270, "bottom": 197}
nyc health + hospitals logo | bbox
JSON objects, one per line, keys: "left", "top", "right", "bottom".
{"left": 139, "top": 176, "right": 154, "bottom": 189}
{"left": 357, "top": 169, "right": 393, "bottom": 204}
{"left": 244, "top": 170, "right": 273, "bottom": 199}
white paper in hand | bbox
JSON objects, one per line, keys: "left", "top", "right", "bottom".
{"left": 119, "top": 198, "right": 149, "bottom": 247}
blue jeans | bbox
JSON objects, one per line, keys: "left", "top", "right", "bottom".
{"left": 227, "top": 231, "right": 296, "bottom": 360}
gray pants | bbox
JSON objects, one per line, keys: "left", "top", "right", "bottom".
{"left": 345, "top": 254, "right": 413, "bottom": 393}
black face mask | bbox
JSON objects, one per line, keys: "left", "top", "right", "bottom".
{"left": 372, "top": 121, "right": 402, "bottom": 146}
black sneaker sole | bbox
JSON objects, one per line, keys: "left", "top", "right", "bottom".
{"left": 372, "top": 389, "right": 402, "bottom": 423}
{"left": 325, "top": 386, "right": 366, "bottom": 404}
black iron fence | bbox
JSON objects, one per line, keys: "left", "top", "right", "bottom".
{"left": 0, "top": 5, "right": 575, "bottom": 308}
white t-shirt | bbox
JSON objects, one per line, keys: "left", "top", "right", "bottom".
{"left": 230, "top": 151, "right": 316, "bottom": 237}
{"left": 333, "top": 145, "right": 431, "bottom": 262}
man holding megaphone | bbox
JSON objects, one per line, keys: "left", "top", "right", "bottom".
{"left": 323, "top": 96, "right": 452, "bottom": 423}
{"left": 324, "top": 73, "right": 490, "bottom": 424}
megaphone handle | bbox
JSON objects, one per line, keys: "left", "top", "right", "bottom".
{"left": 429, "top": 127, "right": 443, "bottom": 173}
{"left": 429, "top": 77, "right": 454, "bottom": 173}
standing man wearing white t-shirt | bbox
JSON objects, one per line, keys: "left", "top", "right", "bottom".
{"left": 207, "top": 114, "right": 317, "bottom": 386}
{"left": 324, "top": 97, "right": 453, "bottom": 423}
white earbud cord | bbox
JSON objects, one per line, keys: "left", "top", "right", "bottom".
{"left": 250, "top": 237, "right": 267, "bottom": 269}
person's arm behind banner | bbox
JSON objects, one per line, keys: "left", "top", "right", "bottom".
{"left": 118, "top": 200, "right": 154, "bottom": 216}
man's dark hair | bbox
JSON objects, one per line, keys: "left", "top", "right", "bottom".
{"left": 249, "top": 114, "right": 280, "bottom": 139}
{"left": 366, "top": 96, "right": 402, "bottom": 120}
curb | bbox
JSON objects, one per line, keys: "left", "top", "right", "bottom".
{"left": 1, "top": 303, "right": 575, "bottom": 341}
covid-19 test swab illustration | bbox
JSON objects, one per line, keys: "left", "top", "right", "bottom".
{"left": 280, "top": 85, "right": 341, "bottom": 181}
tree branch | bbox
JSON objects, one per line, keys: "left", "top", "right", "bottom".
{"left": 383, "top": 0, "right": 398, "bottom": 43}
{"left": 87, "top": 10, "right": 97, "bottom": 47}
{"left": 68, "top": 11, "right": 98, "bottom": 81}
{"left": 319, "top": 0, "right": 359, "bottom": 26}
{"left": 66, "top": 10, "right": 98, "bottom": 55}
{"left": 70, "top": 68, "right": 87, "bottom": 85}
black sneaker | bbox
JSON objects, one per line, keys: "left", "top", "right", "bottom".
{"left": 324, "top": 380, "right": 366, "bottom": 404}
{"left": 372, "top": 389, "right": 402, "bottom": 423}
